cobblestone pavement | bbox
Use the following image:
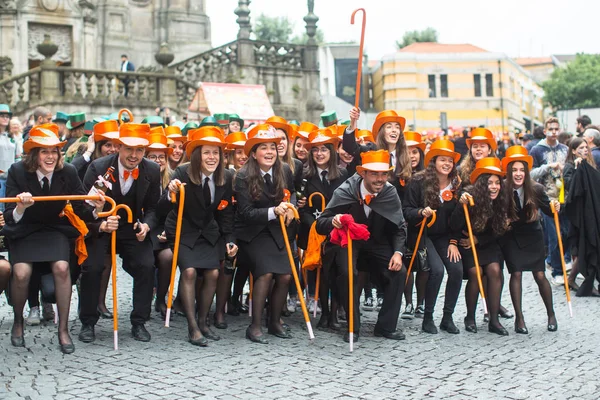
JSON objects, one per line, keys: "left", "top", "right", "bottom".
{"left": 0, "top": 259, "right": 598, "bottom": 399}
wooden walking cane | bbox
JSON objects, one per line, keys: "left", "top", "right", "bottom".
{"left": 279, "top": 204, "right": 315, "bottom": 340}
{"left": 347, "top": 230, "right": 355, "bottom": 352}
{"left": 550, "top": 202, "right": 573, "bottom": 317}
{"left": 405, "top": 212, "right": 437, "bottom": 285}
{"left": 351, "top": 8, "right": 366, "bottom": 108}
{"left": 248, "top": 273, "right": 253, "bottom": 317}
{"left": 109, "top": 204, "right": 133, "bottom": 350}
{"left": 463, "top": 195, "right": 488, "bottom": 314}
{"left": 166, "top": 183, "right": 186, "bottom": 327}
{"left": 308, "top": 192, "right": 326, "bottom": 318}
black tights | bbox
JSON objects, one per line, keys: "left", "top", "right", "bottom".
{"left": 249, "top": 273, "right": 291, "bottom": 336}
{"left": 154, "top": 248, "right": 173, "bottom": 310}
{"left": 214, "top": 265, "right": 234, "bottom": 324}
{"left": 404, "top": 270, "right": 427, "bottom": 307}
{"left": 0, "top": 259, "right": 10, "bottom": 296}
{"left": 318, "top": 266, "right": 339, "bottom": 323}
{"left": 465, "top": 262, "right": 503, "bottom": 328}
{"left": 509, "top": 271, "right": 555, "bottom": 328}
{"left": 181, "top": 268, "right": 218, "bottom": 340}
{"left": 231, "top": 265, "right": 249, "bottom": 305}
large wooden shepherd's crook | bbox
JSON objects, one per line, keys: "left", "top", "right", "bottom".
{"left": 308, "top": 192, "right": 326, "bottom": 318}
{"left": 351, "top": 8, "right": 366, "bottom": 109}
{"left": 550, "top": 202, "right": 573, "bottom": 317}
{"left": 463, "top": 195, "right": 488, "bottom": 315}
{"left": 166, "top": 183, "right": 186, "bottom": 327}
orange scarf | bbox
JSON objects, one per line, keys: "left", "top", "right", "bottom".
{"left": 301, "top": 222, "right": 326, "bottom": 271}
{"left": 59, "top": 202, "right": 89, "bottom": 265}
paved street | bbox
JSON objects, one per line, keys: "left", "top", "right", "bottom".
{"left": 0, "top": 259, "right": 598, "bottom": 400}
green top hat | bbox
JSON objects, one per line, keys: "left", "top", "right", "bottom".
{"left": 0, "top": 104, "right": 12, "bottom": 117}
{"left": 320, "top": 111, "right": 338, "bottom": 127}
{"left": 200, "top": 116, "right": 219, "bottom": 128}
{"left": 53, "top": 111, "right": 68, "bottom": 123}
{"left": 84, "top": 120, "right": 97, "bottom": 135}
{"left": 228, "top": 113, "right": 244, "bottom": 128}
{"left": 66, "top": 112, "right": 86, "bottom": 130}
{"left": 338, "top": 119, "right": 351, "bottom": 126}
{"left": 213, "top": 113, "right": 229, "bottom": 126}
{"left": 141, "top": 116, "right": 165, "bottom": 127}
{"left": 182, "top": 121, "right": 199, "bottom": 136}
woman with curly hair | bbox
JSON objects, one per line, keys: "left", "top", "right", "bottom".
{"left": 404, "top": 139, "right": 463, "bottom": 334}
{"left": 452, "top": 157, "right": 510, "bottom": 336}
{"left": 500, "top": 146, "right": 558, "bottom": 334}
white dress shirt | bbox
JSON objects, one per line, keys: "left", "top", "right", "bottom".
{"left": 390, "top": 150, "right": 396, "bottom": 167}
{"left": 118, "top": 159, "right": 136, "bottom": 195}
{"left": 13, "top": 170, "right": 53, "bottom": 223}
{"left": 201, "top": 173, "right": 215, "bottom": 203}
{"left": 359, "top": 180, "right": 375, "bottom": 218}
{"left": 439, "top": 182, "right": 453, "bottom": 202}
{"left": 121, "top": 61, "right": 129, "bottom": 72}
{"left": 261, "top": 168, "right": 277, "bottom": 221}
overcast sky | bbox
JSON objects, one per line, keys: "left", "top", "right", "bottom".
{"left": 207, "top": 0, "right": 600, "bottom": 60}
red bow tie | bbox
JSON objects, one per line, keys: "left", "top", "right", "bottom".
{"left": 123, "top": 168, "right": 139, "bottom": 180}
{"left": 364, "top": 194, "right": 375, "bottom": 205}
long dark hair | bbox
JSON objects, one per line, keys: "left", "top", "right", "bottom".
{"left": 375, "top": 124, "right": 412, "bottom": 181}
{"left": 23, "top": 147, "right": 64, "bottom": 173}
{"left": 415, "top": 156, "right": 460, "bottom": 209}
{"left": 303, "top": 143, "right": 342, "bottom": 180}
{"left": 188, "top": 145, "right": 225, "bottom": 187}
{"left": 458, "top": 143, "right": 494, "bottom": 183}
{"left": 566, "top": 137, "right": 597, "bottom": 169}
{"left": 467, "top": 174, "right": 509, "bottom": 236}
{"left": 504, "top": 160, "right": 539, "bottom": 223}
{"left": 241, "top": 143, "right": 286, "bottom": 202}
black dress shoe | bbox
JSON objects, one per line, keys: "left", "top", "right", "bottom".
{"left": 237, "top": 303, "right": 249, "bottom": 314}
{"left": 200, "top": 328, "right": 221, "bottom": 341}
{"left": 213, "top": 319, "right": 228, "bottom": 329}
{"left": 11, "top": 335, "right": 25, "bottom": 347}
{"left": 188, "top": 332, "right": 208, "bottom": 347}
{"left": 489, "top": 323, "right": 509, "bottom": 336}
{"left": 464, "top": 318, "right": 477, "bottom": 333}
{"left": 328, "top": 321, "right": 341, "bottom": 331}
{"left": 483, "top": 313, "right": 490, "bottom": 323}
{"left": 547, "top": 317, "right": 558, "bottom": 332}
{"left": 514, "top": 322, "right": 529, "bottom": 334}
{"left": 246, "top": 327, "right": 268, "bottom": 344}
{"left": 499, "top": 307, "right": 514, "bottom": 319}
{"left": 97, "top": 307, "right": 113, "bottom": 319}
{"left": 154, "top": 303, "right": 167, "bottom": 318}
{"left": 374, "top": 327, "right": 406, "bottom": 340}
{"left": 131, "top": 324, "right": 151, "bottom": 342}
{"left": 268, "top": 327, "right": 292, "bottom": 339}
{"left": 422, "top": 318, "right": 438, "bottom": 334}
{"left": 316, "top": 316, "right": 328, "bottom": 329}
{"left": 59, "top": 336, "right": 75, "bottom": 354}
{"left": 282, "top": 323, "right": 291, "bottom": 332}
{"left": 78, "top": 324, "right": 96, "bottom": 343}
{"left": 343, "top": 332, "right": 359, "bottom": 343}
{"left": 440, "top": 317, "right": 460, "bottom": 334}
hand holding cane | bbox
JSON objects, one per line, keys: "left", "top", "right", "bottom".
{"left": 405, "top": 211, "right": 437, "bottom": 284}
{"left": 279, "top": 203, "right": 315, "bottom": 340}
{"left": 550, "top": 201, "right": 573, "bottom": 317}
{"left": 166, "top": 183, "right": 186, "bottom": 327}
{"left": 462, "top": 195, "right": 488, "bottom": 314}
{"left": 308, "top": 192, "right": 326, "bottom": 318}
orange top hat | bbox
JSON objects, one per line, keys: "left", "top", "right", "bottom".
{"left": 356, "top": 150, "right": 394, "bottom": 174}
{"left": 470, "top": 157, "right": 505, "bottom": 184}
{"left": 296, "top": 122, "right": 319, "bottom": 139}
{"left": 467, "top": 127, "right": 498, "bottom": 151}
{"left": 355, "top": 129, "right": 375, "bottom": 143}
{"left": 147, "top": 126, "right": 173, "bottom": 155}
{"left": 265, "top": 116, "right": 290, "bottom": 134}
{"left": 371, "top": 110, "right": 406, "bottom": 139}
{"left": 501, "top": 145, "right": 533, "bottom": 173}
{"left": 185, "top": 126, "right": 227, "bottom": 158}
{"left": 93, "top": 120, "right": 119, "bottom": 141}
{"left": 244, "top": 123, "right": 281, "bottom": 156}
{"left": 225, "top": 131, "right": 247, "bottom": 150}
{"left": 288, "top": 122, "right": 299, "bottom": 141}
{"left": 165, "top": 125, "right": 186, "bottom": 143}
{"left": 23, "top": 123, "right": 66, "bottom": 153}
{"left": 424, "top": 139, "right": 461, "bottom": 165}
{"left": 304, "top": 127, "right": 340, "bottom": 149}
{"left": 117, "top": 123, "right": 150, "bottom": 148}
{"left": 404, "top": 131, "right": 426, "bottom": 152}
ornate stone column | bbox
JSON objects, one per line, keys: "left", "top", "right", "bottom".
{"left": 234, "top": 0, "right": 255, "bottom": 66}
{"left": 303, "top": 1, "right": 323, "bottom": 122}
{"left": 37, "top": 35, "right": 61, "bottom": 102}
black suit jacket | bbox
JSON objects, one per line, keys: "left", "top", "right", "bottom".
{"left": 159, "top": 165, "right": 234, "bottom": 248}
{"left": 504, "top": 183, "right": 552, "bottom": 248}
{"left": 70, "top": 154, "right": 91, "bottom": 182}
{"left": 83, "top": 154, "right": 160, "bottom": 231}
{"left": 298, "top": 168, "right": 348, "bottom": 249}
{"left": 3, "top": 161, "right": 96, "bottom": 240}
{"left": 233, "top": 164, "right": 295, "bottom": 248}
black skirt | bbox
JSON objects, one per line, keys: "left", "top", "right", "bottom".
{"left": 499, "top": 232, "right": 545, "bottom": 274}
{"left": 150, "top": 226, "right": 170, "bottom": 252}
{"left": 461, "top": 240, "right": 504, "bottom": 271}
{"left": 239, "top": 229, "right": 290, "bottom": 278}
{"left": 9, "top": 229, "right": 71, "bottom": 264}
{"left": 173, "top": 236, "right": 223, "bottom": 270}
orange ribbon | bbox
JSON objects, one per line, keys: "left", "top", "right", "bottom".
{"left": 364, "top": 194, "right": 375, "bottom": 205}
{"left": 441, "top": 190, "right": 453, "bottom": 201}
{"left": 123, "top": 168, "right": 139, "bottom": 180}
{"left": 59, "top": 202, "right": 89, "bottom": 265}
{"left": 217, "top": 199, "right": 229, "bottom": 210}
{"left": 283, "top": 189, "right": 291, "bottom": 202}
{"left": 399, "top": 179, "right": 406, "bottom": 187}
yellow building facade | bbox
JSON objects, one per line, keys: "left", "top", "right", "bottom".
{"left": 370, "top": 43, "right": 545, "bottom": 136}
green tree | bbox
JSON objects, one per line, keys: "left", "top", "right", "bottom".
{"left": 253, "top": 14, "right": 294, "bottom": 43}
{"left": 291, "top": 28, "right": 325, "bottom": 45}
{"left": 396, "top": 27, "right": 439, "bottom": 49}
{"left": 542, "top": 54, "right": 600, "bottom": 110}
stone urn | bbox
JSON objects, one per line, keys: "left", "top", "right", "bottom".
{"left": 155, "top": 43, "right": 175, "bottom": 70}
{"left": 37, "top": 34, "right": 58, "bottom": 64}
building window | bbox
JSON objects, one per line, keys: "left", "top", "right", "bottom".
{"left": 485, "top": 73, "right": 494, "bottom": 97}
{"left": 473, "top": 74, "right": 481, "bottom": 97}
{"left": 440, "top": 74, "right": 448, "bottom": 98}
{"left": 428, "top": 74, "right": 436, "bottom": 98}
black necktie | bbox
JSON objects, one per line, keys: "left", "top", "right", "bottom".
{"left": 264, "top": 173, "right": 273, "bottom": 192}
{"left": 41, "top": 177, "right": 50, "bottom": 195}
{"left": 321, "top": 170, "right": 329, "bottom": 190}
{"left": 514, "top": 190, "right": 522, "bottom": 212}
{"left": 203, "top": 177, "right": 211, "bottom": 206}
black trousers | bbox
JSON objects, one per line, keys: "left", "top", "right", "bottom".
{"left": 424, "top": 236, "right": 463, "bottom": 315}
{"left": 79, "top": 229, "right": 154, "bottom": 326}
{"left": 335, "top": 240, "right": 405, "bottom": 334}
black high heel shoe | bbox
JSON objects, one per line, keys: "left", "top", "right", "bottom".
{"left": 489, "top": 323, "right": 509, "bottom": 336}
{"left": 514, "top": 322, "right": 528, "bottom": 335}
{"left": 547, "top": 316, "right": 558, "bottom": 332}
{"left": 59, "top": 334, "right": 75, "bottom": 354}
{"left": 246, "top": 327, "right": 268, "bottom": 344}
{"left": 464, "top": 317, "right": 477, "bottom": 333}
